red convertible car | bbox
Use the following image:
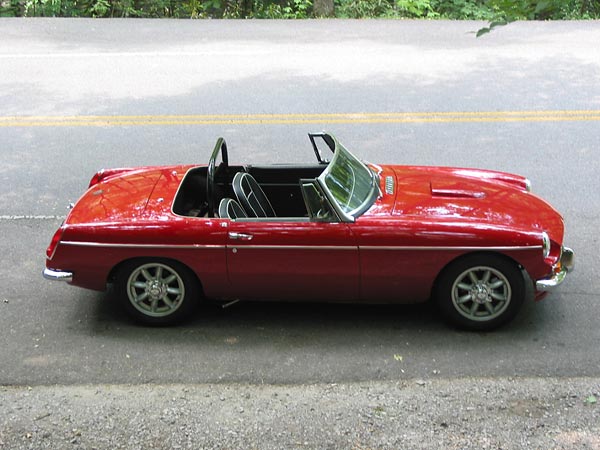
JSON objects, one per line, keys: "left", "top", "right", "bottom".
{"left": 44, "top": 133, "right": 573, "bottom": 330}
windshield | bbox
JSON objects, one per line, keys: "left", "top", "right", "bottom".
{"left": 318, "top": 138, "right": 379, "bottom": 221}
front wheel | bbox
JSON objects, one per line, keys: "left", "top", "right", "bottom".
{"left": 116, "top": 259, "right": 200, "bottom": 325}
{"left": 435, "top": 254, "right": 525, "bottom": 331}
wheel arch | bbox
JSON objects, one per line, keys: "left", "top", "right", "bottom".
{"left": 431, "top": 250, "right": 525, "bottom": 297}
{"left": 432, "top": 250, "right": 528, "bottom": 331}
{"left": 107, "top": 256, "right": 205, "bottom": 296}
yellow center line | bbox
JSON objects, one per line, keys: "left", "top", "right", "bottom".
{"left": 1, "top": 110, "right": 599, "bottom": 127}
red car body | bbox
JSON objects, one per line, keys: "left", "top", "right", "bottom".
{"left": 44, "top": 134, "right": 573, "bottom": 329}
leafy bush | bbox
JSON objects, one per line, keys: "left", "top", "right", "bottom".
{"left": 431, "top": 0, "right": 495, "bottom": 19}
{"left": 1, "top": 0, "right": 598, "bottom": 18}
{"left": 396, "top": 0, "right": 436, "bottom": 18}
{"left": 335, "top": 0, "right": 392, "bottom": 18}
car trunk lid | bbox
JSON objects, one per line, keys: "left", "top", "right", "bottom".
{"left": 66, "top": 168, "right": 164, "bottom": 224}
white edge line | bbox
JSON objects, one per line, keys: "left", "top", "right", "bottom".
{"left": 0, "top": 215, "right": 66, "bottom": 220}
{"left": 0, "top": 51, "right": 256, "bottom": 59}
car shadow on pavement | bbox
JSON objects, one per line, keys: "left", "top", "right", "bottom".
{"left": 55, "top": 285, "right": 564, "bottom": 384}
{"left": 83, "top": 286, "right": 547, "bottom": 338}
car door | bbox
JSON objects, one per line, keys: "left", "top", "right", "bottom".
{"left": 351, "top": 216, "right": 456, "bottom": 304}
{"left": 225, "top": 218, "right": 359, "bottom": 302}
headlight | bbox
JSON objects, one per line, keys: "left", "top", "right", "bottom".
{"left": 525, "top": 178, "right": 532, "bottom": 192}
{"left": 542, "top": 231, "right": 550, "bottom": 258}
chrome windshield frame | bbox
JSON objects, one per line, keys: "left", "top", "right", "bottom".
{"left": 316, "top": 134, "right": 379, "bottom": 223}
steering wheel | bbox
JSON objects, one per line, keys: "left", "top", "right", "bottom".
{"left": 206, "top": 137, "right": 229, "bottom": 217}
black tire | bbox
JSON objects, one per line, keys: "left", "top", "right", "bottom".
{"left": 435, "top": 254, "right": 525, "bottom": 331}
{"left": 115, "top": 259, "right": 200, "bottom": 326}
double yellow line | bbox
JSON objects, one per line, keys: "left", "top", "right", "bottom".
{"left": 1, "top": 110, "right": 599, "bottom": 127}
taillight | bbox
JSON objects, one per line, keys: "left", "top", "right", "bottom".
{"left": 46, "top": 227, "right": 65, "bottom": 259}
{"left": 89, "top": 168, "right": 135, "bottom": 187}
{"left": 88, "top": 169, "right": 106, "bottom": 188}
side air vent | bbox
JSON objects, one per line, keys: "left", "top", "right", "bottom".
{"left": 431, "top": 187, "right": 486, "bottom": 199}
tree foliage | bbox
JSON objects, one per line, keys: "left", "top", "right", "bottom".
{"left": 476, "top": 0, "right": 600, "bottom": 36}
{"left": 1, "top": 0, "right": 599, "bottom": 19}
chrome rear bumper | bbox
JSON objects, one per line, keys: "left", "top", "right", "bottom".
{"left": 43, "top": 268, "right": 73, "bottom": 283}
{"left": 536, "top": 247, "right": 574, "bottom": 291}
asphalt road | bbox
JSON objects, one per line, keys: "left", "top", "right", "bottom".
{"left": 0, "top": 19, "right": 598, "bottom": 386}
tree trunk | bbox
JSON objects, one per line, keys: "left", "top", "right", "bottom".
{"left": 313, "top": 0, "right": 334, "bottom": 17}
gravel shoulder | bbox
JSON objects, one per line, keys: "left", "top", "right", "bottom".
{"left": 2, "top": 377, "right": 599, "bottom": 449}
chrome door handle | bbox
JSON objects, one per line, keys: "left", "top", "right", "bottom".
{"left": 229, "top": 232, "right": 253, "bottom": 241}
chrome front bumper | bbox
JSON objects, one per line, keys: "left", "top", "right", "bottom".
{"left": 43, "top": 268, "right": 73, "bottom": 283}
{"left": 536, "top": 247, "right": 574, "bottom": 291}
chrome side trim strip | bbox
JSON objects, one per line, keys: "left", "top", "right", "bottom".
{"left": 359, "top": 245, "right": 543, "bottom": 251}
{"left": 231, "top": 245, "right": 357, "bottom": 250}
{"left": 60, "top": 241, "right": 542, "bottom": 252}
{"left": 61, "top": 241, "right": 224, "bottom": 249}
{"left": 62, "top": 241, "right": 356, "bottom": 251}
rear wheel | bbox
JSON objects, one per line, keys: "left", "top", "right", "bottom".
{"left": 435, "top": 254, "right": 525, "bottom": 331}
{"left": 116, "top": 259, "right": 199, "bottom": 325}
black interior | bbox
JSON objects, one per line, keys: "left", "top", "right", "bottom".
{"left": 247, "top": 165, "right": 325, "bottom": 217}
{"left": 173, "top": 164, "right": 326, "bottom": 218}
{"left": 172, "top": 167, "right": 207, "bottom": 217}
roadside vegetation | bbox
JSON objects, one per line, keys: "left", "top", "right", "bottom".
{"left": 1, "top": 0, "right": 599, "bottom": 22}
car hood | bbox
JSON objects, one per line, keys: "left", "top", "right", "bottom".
{"left": 66, "top": 166, "right": 186, "bottom": 225}
{"left": 390, "top": 165, "right": 564, "bottom": 235}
